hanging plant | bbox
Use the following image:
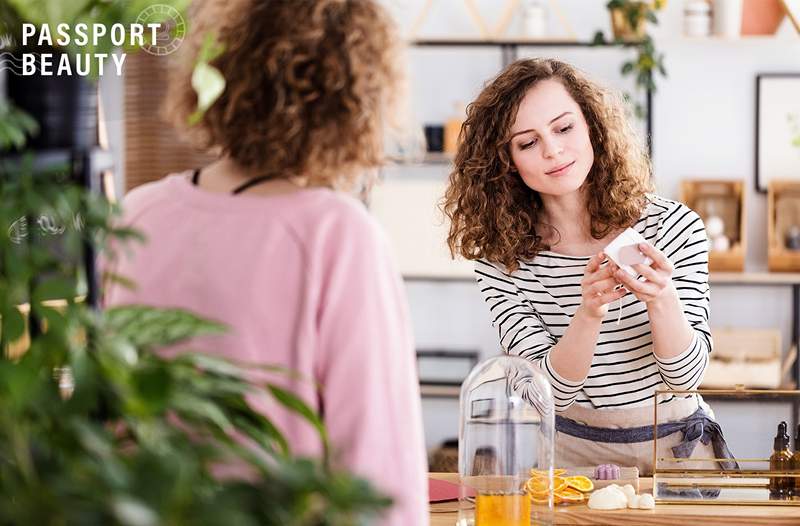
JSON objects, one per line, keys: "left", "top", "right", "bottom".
{"left": 593, "top": 0, "right": 667, "bottom": 120}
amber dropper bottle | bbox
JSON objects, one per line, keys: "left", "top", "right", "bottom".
{"left": 769, "top": 421, "right": 792, "bottom": 499}
{"left": 792, "top": 424, "right": 800, "bottom": 498}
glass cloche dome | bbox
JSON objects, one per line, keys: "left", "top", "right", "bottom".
{"left": 457, "top": 355, "right": 555, "bottom": 526}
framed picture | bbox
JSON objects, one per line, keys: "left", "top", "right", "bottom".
{"left": 755, "top": 73, "right": 800, "bottom": 192}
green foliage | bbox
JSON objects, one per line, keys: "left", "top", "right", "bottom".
{"left": 0, "top": 159, "right": 390, "bottom": 523}
{"left": 594, "top": 0, "right": 667, "bottom": 121}
{"left": 0, "top": 100, "right": 39, "bottom": 151}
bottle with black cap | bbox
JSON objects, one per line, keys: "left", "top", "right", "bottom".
{"left": 769, "top": 421, "right": 792, "bottom": 499}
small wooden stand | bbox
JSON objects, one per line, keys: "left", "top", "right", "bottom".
{"left": 680, "top": 180, "right": 746, "bottom": 272}
{"left": 768, "top": 181, "right": 800, "bottom": 272}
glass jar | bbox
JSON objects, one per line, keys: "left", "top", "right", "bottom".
{"left": 458, "top": 355, "right": 555, "bottom": 526}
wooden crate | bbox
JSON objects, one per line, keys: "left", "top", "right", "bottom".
{"left": 680, "top": 180, "right": 746, "bottom": 272}
{"left": 701, "top": 328, "right": 783, "bottom": 389}
{"left": 768, "top": 180, "right": 800, "bottom": 272}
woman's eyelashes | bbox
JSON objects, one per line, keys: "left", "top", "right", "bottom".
{"left": 517, "top": 123, "right": 574, "bottom": 150}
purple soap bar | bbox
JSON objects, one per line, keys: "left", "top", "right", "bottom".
{"left": 595, "top": 464, "right": 621, "bottom": 480}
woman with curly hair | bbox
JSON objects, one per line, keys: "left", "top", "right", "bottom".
{"left": 105, "top": 1, "right": 427, "bottom": 523}
{"left": 444, "top": 58, "right": 735, "bottom": 474}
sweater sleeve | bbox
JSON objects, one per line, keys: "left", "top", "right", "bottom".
{"left": 314, "top": 204, "right": 428, "bottom": 526}
{"left": 652, "top": 205, "right": 712, "bottom": 390}
{"left": 475, "top": 259, "right": 584, "bottom": 411}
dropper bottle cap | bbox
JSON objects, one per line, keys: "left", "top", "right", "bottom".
{"left": 774, "top": 421, "right": 789, "bottom": 451}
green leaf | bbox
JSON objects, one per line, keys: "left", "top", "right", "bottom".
{"left": 32, "top": 277, "right": 77, "bottom": 303}
{"left": 189, "top": 63, "right": 226, "bottom": 125}
{"left": 267, "top": 384, "right": 327, "bottom": 447}
{"left": 1, "top": 305, "right": 26, "bottom": 344}
{"left": 131, "top": 365, "right": 172, "bottom": 415}
{"left": 172, "top": 393, "right": 234, "bottom": 434}
{"left": 104, "top": 306, "right": 227, "bottom": 349}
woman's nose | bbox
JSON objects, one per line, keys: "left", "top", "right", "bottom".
{"left": 541, "top": 136, "right": 564, "bottom": 159}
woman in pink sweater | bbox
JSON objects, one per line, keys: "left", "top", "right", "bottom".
{"left": 104, "top": 1, "right": 428, "bottom": 524}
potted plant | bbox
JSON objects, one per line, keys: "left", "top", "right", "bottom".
{"left": 607, "top": 0, "right": 665, "bottom": 41}
{"left": 0, "top": 157, "right": 392, "bottom": 525}
{"left": 594, "top": 0, "right": 667, "bottom": 121}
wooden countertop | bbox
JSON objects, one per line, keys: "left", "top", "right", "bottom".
{"left": 429, "top": 473, "right": 800, "bottom": 526}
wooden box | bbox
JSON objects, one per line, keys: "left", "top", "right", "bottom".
{"left": 700, "top": 328, "right": 783, "bottom": 389}
{"left": 767, "top": 181, "right": 800, "bottom": 272}
{"left": 680, "top": 180, "right": 746, "bottom": 272}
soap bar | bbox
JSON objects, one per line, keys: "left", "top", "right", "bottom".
{"left": 595, "top": 464, "right": 621, "bottom": 480}
{"left": 603, "top": 228, "right": 653, "bottom": 276}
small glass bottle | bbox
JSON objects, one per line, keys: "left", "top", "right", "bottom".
{"left": 444, "top": 102, "right": 465, "bottom": 155}
{"left": 769, "top": 421, "right": 793, "bottom": 499}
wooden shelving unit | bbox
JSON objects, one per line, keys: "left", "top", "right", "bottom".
{"left": 408, "top": 37, "right": 654, "bottom": 153}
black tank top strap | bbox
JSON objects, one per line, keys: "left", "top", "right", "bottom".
{"left": 192, "top": 168, "right": 273, "bottom": 195}
{"left": 231, "top": 175, "right": 274, "bottom": 195}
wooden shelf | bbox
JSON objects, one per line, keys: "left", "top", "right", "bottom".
{"left": 709, "top": 272, "right": 800, "bottom": 285}
{"left": 409, "top": 38, "right": 643, "bottom": 47}
{"left": 703, "top": 392, "right": 798, "bottom": 403}
{"left": 420, "top": 384, "right": 799, "bottom": 402}
{"left": 420, "top": 384, "right": 461, "bottom": 398}
{"left": 387, "top": 152, "right": 453, "bottom": 166}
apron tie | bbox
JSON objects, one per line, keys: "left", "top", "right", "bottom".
{"left": 555, "top": 406, "right": 739, "bottom": 470}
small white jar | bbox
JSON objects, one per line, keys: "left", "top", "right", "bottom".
{"left": 521, "top": 0, "right": 547, "bottom": 39}
{"left": 684, "top": 0, "right": 712, "bottom": 37}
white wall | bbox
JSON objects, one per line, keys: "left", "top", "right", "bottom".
{"left": 378, "top": 1, "right": 800, "bottom": 458}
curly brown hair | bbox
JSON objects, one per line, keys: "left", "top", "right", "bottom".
{"left": 443, "top": 58, "right": 653, "bottom": 272}
{"left": 164, "top": 0, "right": 404, "bottom": 190}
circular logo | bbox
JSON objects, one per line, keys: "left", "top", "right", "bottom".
{"left": 136, "top": 4, "right": 186, "bottom": 56}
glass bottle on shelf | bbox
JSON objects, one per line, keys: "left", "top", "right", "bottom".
{"left": 458, "top": 355, "right": 555, "bottom": 526}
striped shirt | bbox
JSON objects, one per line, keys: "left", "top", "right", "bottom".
{"left": 475, "top": 195, "right": 712, "bottom": 411}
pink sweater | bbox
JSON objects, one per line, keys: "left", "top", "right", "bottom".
{"left": 105, "top": 173, "right": 428, "bottom": 525}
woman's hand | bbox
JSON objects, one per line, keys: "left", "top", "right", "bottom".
{"left": 579, "top": 252, "right": 627, "bottom": 319}
{"left": 611, "top": 242, "right": 676, "bottom": 305}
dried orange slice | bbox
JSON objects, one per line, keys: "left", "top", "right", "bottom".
{"left": 529, "top": 468, "right": 566, "bottom": 477}
{"left": 552, "top": 476, "right": 567, "bottom": 493}
{"left": 529, "top": 492, "right": 550, "bottom": 504}
{"left": 525, "top": 477, "right": 548, "bottom": 495}
{"left": 565, "top": 475, "right": 594, "bottom": 493}
{"left": 554, "top": 487, "right": 585, "bottom": 504}
{"left": 525, "top": 475, "right": 567, "bottom": 496}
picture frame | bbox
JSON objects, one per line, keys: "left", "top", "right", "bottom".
{"left": 755, "top": 73, "right": 800, "bottom": 193}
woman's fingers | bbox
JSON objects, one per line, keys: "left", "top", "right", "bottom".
{"left": 584, "top": 252, "right": 604, "bottom": 275}
{"left": 632, "top": 263, "right": 666, "bottom": 287}
{"left": 587, "top": 276, "right": 619, "bottom": 297}
{"left": 615, "top": 268, "right": 659, "bottom": 297}
{"left": 639, "top": 242, "right": 673, "bottom": 273}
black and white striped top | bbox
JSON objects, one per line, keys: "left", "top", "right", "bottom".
{"left": 475, "top": 195, "right": 712, "bottom": 411}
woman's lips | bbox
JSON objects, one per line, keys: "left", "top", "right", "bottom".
{"left": 546, "top": 161, "right": 575, "bottom": 176}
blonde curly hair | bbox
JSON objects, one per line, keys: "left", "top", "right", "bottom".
{"left": 443, "top": 58, "right": 653, "bottom": 272}
{"left": 164, "top": 0, "right": 404, "bottom": 190}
